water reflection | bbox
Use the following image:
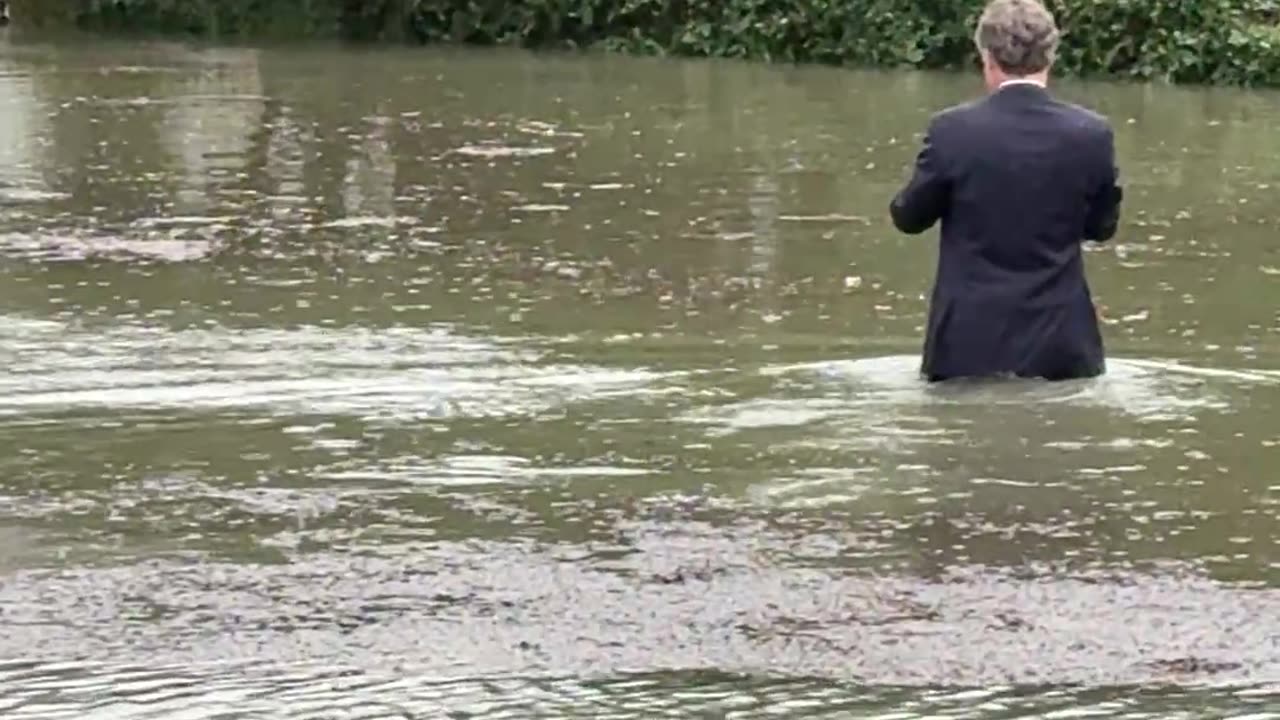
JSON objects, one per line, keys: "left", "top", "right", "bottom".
{"left": 161, "top": 48, "right": 264, "bottom": 216}
{"left": 0, "top": 37, "right": 1276, "bottom": 718}
{"left": 263, "top": 109, "right": 310, "bottom": 225}
{"left": 0, "top": 53, "right": 50, "bottom": 197}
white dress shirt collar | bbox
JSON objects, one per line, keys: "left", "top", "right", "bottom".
{"left": 999, "top": 78, "right": 1046, "bottom": 89}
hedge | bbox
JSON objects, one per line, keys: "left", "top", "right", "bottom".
{"left": 11, "top": 0, "right": 1280, "bottom": 86}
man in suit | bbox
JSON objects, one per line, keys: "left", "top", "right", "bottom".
{"left": 889, "top": 0, "right": 1123, "bottom": 383}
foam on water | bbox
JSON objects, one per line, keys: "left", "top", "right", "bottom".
{"left": 0, "top": 541, "right": 1274, "bottom": 709}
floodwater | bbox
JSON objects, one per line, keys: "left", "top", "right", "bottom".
{"left": 0, "top": 31, "right": 1276, "bottom": 719}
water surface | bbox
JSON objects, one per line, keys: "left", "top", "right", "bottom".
{"left": 0, "top": 33, "right": 1277, "bottom": 718}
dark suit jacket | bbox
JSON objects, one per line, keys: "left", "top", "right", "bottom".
{"left": 889, "top": 83, "right": 1123, "bottom": 382}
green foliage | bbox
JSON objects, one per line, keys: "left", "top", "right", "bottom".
{"left": 1050, "top": 0, "right": 1280, "bottom": 84}
{"left": 13, "top": 0, "right": 1280, "bottom": 86}
{"left": 12, "top": 0, "right": 346, "bottom": 39}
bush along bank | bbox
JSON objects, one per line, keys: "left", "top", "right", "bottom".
{"left": 12, "top": 0, "right": 1280, "bottom": 86}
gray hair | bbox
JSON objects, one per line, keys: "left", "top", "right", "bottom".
{"left": 974, "top": 0, "right": 1060, "bottom": 76}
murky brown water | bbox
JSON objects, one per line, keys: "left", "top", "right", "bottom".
{"left": 0, "top": 29, "right": 1277, "bottom": 718}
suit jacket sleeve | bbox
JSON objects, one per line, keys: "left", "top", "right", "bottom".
{"left": 889, "top": 115, "right": 951, "bottom": 235}
{"left": 1083, "top": 125, "right": 1123, "bottom": 242}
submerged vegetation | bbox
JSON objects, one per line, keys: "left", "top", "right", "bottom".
{"left": 11, "top": 0, "right": 1280, "bottom": 85}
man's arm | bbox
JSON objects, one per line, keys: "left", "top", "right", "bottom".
{"left": 889, "top": 116, "right": 950, "bottom": 235}
{"left": 1083, "top": 125, "right": 1123, "bottom": 242}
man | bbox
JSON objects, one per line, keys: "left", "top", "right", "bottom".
{"left": 889, "top": 0, "right": 1123, "bottom": 383}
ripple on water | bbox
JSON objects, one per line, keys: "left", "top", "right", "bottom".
{"left": 318, "top": 453, "right": 651, "bottom": 487}
{"left": 680, "top": 354, "right": 1280, "bottom": 509}
{"left": 756, "top": 354, "right": 1267, "bottom": 414}
{"left": 0, "top": 663, "right": 1274, "bottom": 719}
{"left": 0, "top": 320, "right": 679, "bottom": 421}
{"left": 679, "top": 353, "right": 1272, "bottom": 461}
{"left": 451, "top": 143, "right": 559, "bottom": 158}
{"left": 0, "top": 188, "right": 72, "bottom": 204}
{"left": 0, "top": 231, "right": 219, "bottom": 262}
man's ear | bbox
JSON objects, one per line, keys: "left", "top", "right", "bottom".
{"left": 980, "top": 50, "right": 1000, "bottom": 81}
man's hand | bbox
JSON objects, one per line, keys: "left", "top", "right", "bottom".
{"left": 889, "top": 116, "right": 951, "bottom": 235}
{"left": 1083, "top": 126, "right": 1122, "bottom": 242}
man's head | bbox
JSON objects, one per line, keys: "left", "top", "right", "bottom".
{"left": 974, "top": 0, "right": 1060, "bottom": 91}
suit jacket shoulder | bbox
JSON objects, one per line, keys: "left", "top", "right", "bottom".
{"left": 916, "top": 100, "right": 980, "bottom": 153}
{"left": 937, "top": 96, "right": 985, "bottom": 117}
{"left": 1051, "top": 99, "right": 1114, "bottom": 139}
{"left": 928, "top": 99, "right": 981, "bottom": 130}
